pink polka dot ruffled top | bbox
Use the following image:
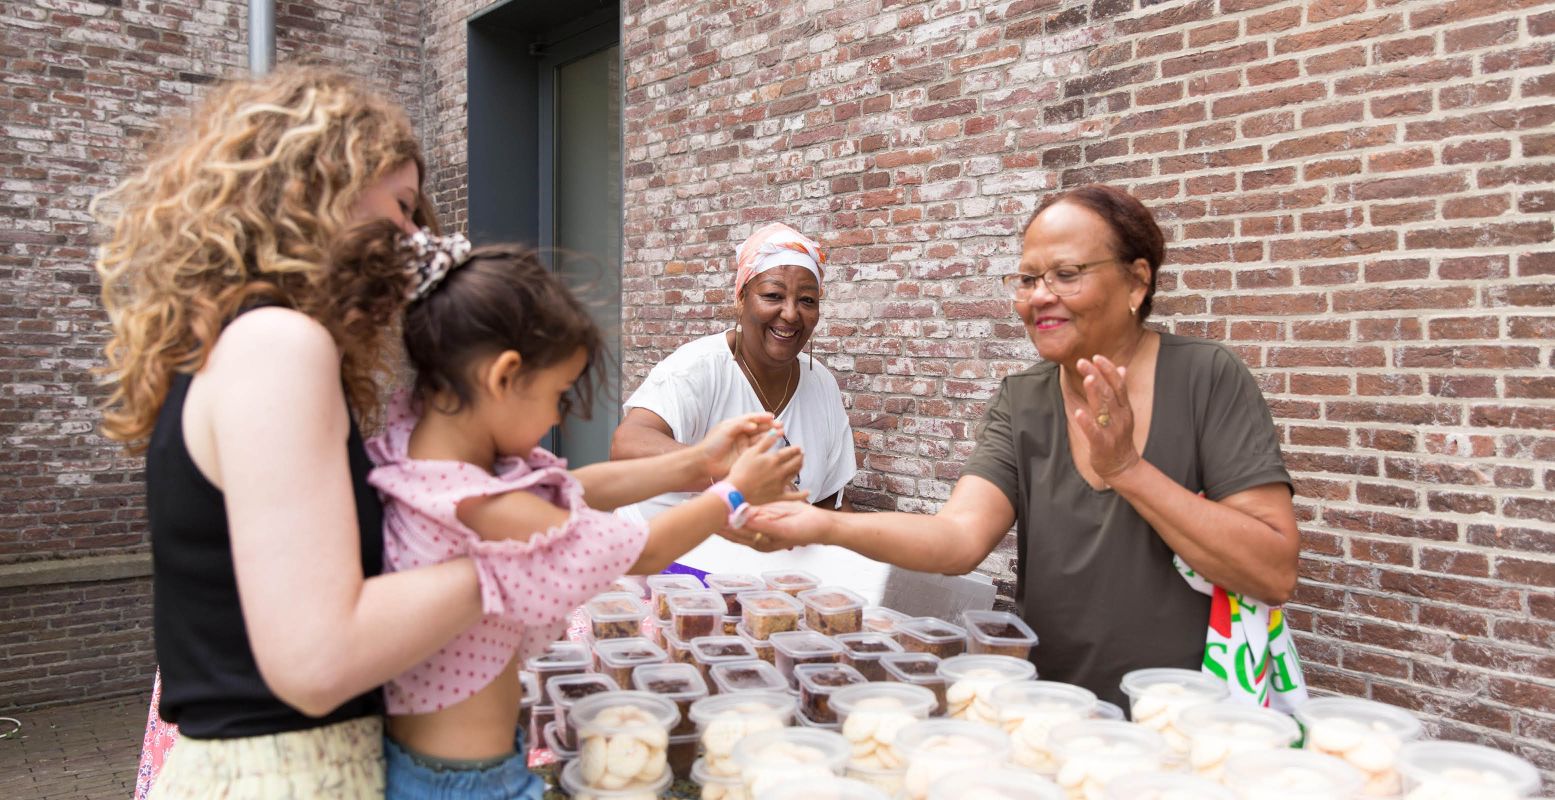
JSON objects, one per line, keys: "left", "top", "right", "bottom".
{"left": 367, "top": 392, "right": 649, "bottom": 714}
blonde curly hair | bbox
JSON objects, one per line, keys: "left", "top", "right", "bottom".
{"left": 92, "top": 65, "right": 432, "bottom": 449}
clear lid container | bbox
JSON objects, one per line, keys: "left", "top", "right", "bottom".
{"left": 735, "top": 622, "right": 777, "bottom": 663}
{"left": 795, "top": 662, "right": 869, "bottom": 725}
{"left": 549, "top": 672, "right": 621, "bottom": 713}
{"left": 732, "top": 727, "right": 851, "bottom": 796}
{"left": 706, "top": 573, "right": 765, "bottom": 616}
{"left": 896, "top": 719, "right": 1014, "bottom": 800}
{"left": 1397, "top": 741, "right": 1541, "bottom": 799}
{"left": 689, "top": 690, "right": 797, "bottom": 731}
{"left": 710, "top": 659, "right": 789, "bottom": 695}
{"left": 569, "top": 689, "right": 680, "bottom": 740}
{"left": 661, "top": 623, "right": 695, "bottom": 664}
{"left": 760, "top": 775, "right": 893, "bottom": 800}
{"left": 1119, "top": 667, "right": 1230, "bottom": 714}
{"left": 666, "top": 589, "right": 727, "bottom": 640}
{"left": 647, "top": 573, "right": 704, "bottom": 619}
{"left": 595, "top": 637, "right": 669, "bottom": 685}
{"left": 846, "top": 760, "right": 906, "bottom": 796}
{"left": 797, "top": 587, "right": 867, "bottom": 635}
{"left": 691, "top": 758, "right": 747, "bottom": 797}
{"left": 835, "top": 631, "right": 904, "bottom": 681}
{"left": 894, "top": 617, "right": 968, "bottom": 658}
{"left": 690, "top": 635, "right": 758, "bottom": 670}
{"left": 584, "top": 591, "right": 648, "bottom": 639}
{"left": 879, "top": 652, "right": 947, "bottom": 715}
{"left": 632, "top": 661, "right": 708, "bottom": 736}
{"left": 1293, "top": 697, "right": 1425, "bottom": 744}
{"left": 960, "top": 609, "right": 1039, "bottom": 659}
{"left": 937, "top": 654, "right": 1038, "bottom": 725}
{"left": 1294, "top": 696, "right": 1423, "bottom": 796}
{"left": 832, "top": 682, "right": 937, "bottom": 723}
{"left": 769, "top": 630, "right": 846, "bottom": 687}
{"left": 525, "top": 641, "right": 591, "bottom": 704}
{"left": 832, "top": 683, "right": 935, "bottom": 763}
{"left": 737, "top": 590, "right": 804, "bottom": 640}
{"left": 763, "top": 569, "right": 821, "bottom": 596}
{"left": 994, "top": 681, "right": 1096, "bottom": 774}
{"left": 1093, "top": 699, "right": 1125, "bottom": 720}
{"left": 929, "top": 767, "right": 1066, "bottom": 800}
{"left": 519, "top": 670, "right": 540, "bottom": 708}
{"left": 1223, "top": 749, "right": 1366, "bottom": 800}
{"left": 1105, "top": 771, "right": 1238, "bottom": 800}
{"left": 560, "top": 756, "right": 671, "bottom": 799}
{"left": 543, "top": 720, "right": 575, "bottom": 759}
{"left": 1177, "top": 701, "right": 1300, "bottom": 777}
{"left": 1049, "top": 720, "right": 1169, "bottom": 797}
{"left": 862, "top": 605, "right": 909, "bottom": 634}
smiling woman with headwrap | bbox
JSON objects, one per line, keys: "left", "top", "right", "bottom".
{"left": 610, "top": 223, "right": 891, "bottom": 600}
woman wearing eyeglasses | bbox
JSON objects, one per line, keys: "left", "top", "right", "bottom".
{"left": 745, "top": 185, "right": 1299, "bottom": 707}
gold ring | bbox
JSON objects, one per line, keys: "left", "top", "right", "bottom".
{"left": 1096, "top": 412, "right": 1112, "bottom": 428}
{"left": 752, "top": 533, "right": 765, "bottom": 545}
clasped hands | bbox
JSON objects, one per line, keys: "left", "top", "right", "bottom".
{"left": 695, "top": 414, "right": 809, "bottom": 552}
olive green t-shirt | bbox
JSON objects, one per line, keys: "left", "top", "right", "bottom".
{"left": 962, "top": 332, "right": 1291, "bottom": 708}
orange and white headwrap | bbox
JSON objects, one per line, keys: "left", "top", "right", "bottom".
{"left": 734, "top": 222, "right": 826, "bottom": 297}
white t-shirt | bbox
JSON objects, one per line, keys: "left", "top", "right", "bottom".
{"left": 617, "top": 332, "right": 890, "bottom": 602}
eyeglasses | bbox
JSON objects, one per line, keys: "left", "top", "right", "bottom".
{"left": 1000, "top": 259, "right": 1118, "bottom": 299}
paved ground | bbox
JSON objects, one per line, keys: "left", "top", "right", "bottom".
{"left": 0, "top": 692, "right": 149, "bottom": 800}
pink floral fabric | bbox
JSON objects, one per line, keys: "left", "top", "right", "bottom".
{"left": 135, "top": 670, "right": 179, "bottom": 800}
{"left": 367, "top": 392, "right": 649, "bottom": 714}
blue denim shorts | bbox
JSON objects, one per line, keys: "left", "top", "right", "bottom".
{"left": 384, "top": 727, "right": 544, "bottom": 800}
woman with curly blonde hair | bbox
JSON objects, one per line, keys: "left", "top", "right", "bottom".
{"left": 96, "top": 66, "right": 485, "bottom": 798}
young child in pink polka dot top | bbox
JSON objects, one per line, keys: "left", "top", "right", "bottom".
{"left": 364, "top": 230, "right": 806, "bottom": 798}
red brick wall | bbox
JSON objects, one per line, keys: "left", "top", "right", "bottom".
{"left": 610, "top": 0, "right": 1555, "bottom": 773}
{"left": 0, "top": 0, "right": 424, "bottom": 708}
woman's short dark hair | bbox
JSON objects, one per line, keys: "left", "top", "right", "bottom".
{"left": 401, "top": 244, "right": 603, "bottom": 418}
{"left": 1027, "top": 184, "right": 1166, "bottom": 323}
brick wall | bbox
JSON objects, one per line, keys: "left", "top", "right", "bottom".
{"left": 0, "top": 0, "right": 423, "bottom": 708}
{"left": 590, "top": 0, "right": 1550, "bottom": 774}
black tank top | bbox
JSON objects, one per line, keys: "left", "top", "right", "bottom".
{"left": 148, "top": 345, "right": 384, "bottom": 738}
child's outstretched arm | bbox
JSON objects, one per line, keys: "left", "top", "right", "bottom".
{"left": 571, "top": 412, "right": 777, "bottom": 511}
{"left": 629, "top": 434, "right": 806, "bottom": 573}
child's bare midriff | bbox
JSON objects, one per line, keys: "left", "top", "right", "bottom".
{"left": 387, "top": 655, "right": 523, "bottom": 760}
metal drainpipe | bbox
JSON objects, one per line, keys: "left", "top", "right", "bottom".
{"left": 249, "top": 0, "right": 275, "bottom": 75}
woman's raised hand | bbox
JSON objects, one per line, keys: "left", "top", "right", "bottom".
{"left": 739, "top": 501, "right": 829, "bottom": 551}
{"left": 727, "top": 432, "right": 807, "bottom": 506}
{"left": 695, "top": 412, "right": 778, "bottom": 484}
{"left": 1073, "top": 355, "right": 1141, "bottom": 480}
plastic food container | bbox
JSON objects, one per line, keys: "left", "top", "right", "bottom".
{"left": 690, "top": 690, "right": 797, "bottom": 779}
{"left": 1224, "top": 748, "right": 1366, "bottom": 800}
{"left": 961, "top": 609, "right": 1040, "bottom": 660}
{"left": 549, "top": 673, "right": 621, "bottom": 751}
{"left": 735, "top": 622, "right": 777, "bottom": 664}
{"left": 863, "top": 605, "right": 909, "bottom": 634}
{"left": 798, "top": 587, "right": 867, "bottom": 636}
{"left": 689, "top": 635, "right": 758, "bottom": 685}
{"left": 993, "top": 680, "right": 1098, "bottom": 774}
{"left": 706, "top": 573, "right": 765, "bottom": 616}
{"left": 832, "top": 682, "right": 937, "bottom": 773}
{"left": 880, "top": 652, "right": 947, "bottom": 716}
{"left": 1293, "top": 697, "right": 1424, "bottom": 798}
{"left": 1105, "top": 771, "right": 1238, "bottom": 800}
{"left": 794, "top": 662, "right": 868, "bottom": 725}
{"left": 722, "top": 615, "right": 741, "bottom": 636}
{"left": 895, "top": 617, "right": 968, "bottom": 658}
{"left": 544, "top": 720, "right": 575, "bottom": 762}
{"left": 648, "top": 574, "right": 704, "bottom": 620}
{"left": 585, "top": 591, "right": 648, "bottom": 640}
{"left": 533, "top": 705, "right": 556, "bottom": 743}
{"left": 571, "top": 691, "right": 680, "bottom": 792}
{"left": 835, "top": 631, "right": 905, "bottom": 681}
{"left": 846, "top": 761, "right": 906, "bottom": 796}
{"left": 561, "top": 756, "right": 671, "bottom": 800}
{"left": 709, "top": 659, "right": 789, "bottom": 695}
{"left": 896, "top": 718, "right": 1014, "bottom": 800}
{"left": 595, "top": 637, "right": 669, "bottom": 688}
{"left": 525, "top": 641, "right": 591, "bottom": 705}
{"left": 693, "top": 757, "right": 751, "bottom": 800}
{"left": 937, "top": 653, "right": 1037, "bottom": 726}
{"left": 731, "top": 727, "right": 850, "bottom": 797}
{"left": 1093, "top": 700, "right": 1125, "bottom": 721}
{"left": 666, "top": 590, "right": 727, "bottom": 640}
{"left": 1397, "top": 741, "right": 1541, "bottom": 800}
{"left": 930, "top": 767, "right": 1067, "bottom": 800}
{"left": 632, "top": 661, "right": 707, "bottom": 737}
{"left": 769, "top": 630, "right": 845, "bottom": 688}
{"left": 760, "top": 775, "right": 894, "bottom": 800}
{"left": 1048, "top": 719, "right": 1168, "bottom": 799}
{"left": 518, "top": 670, "right": 539, "bottom": 744}
{"left": 1119, "top": 667, "right": 1230, "bottom": 762}
{"left": 1176, "top": 702, "right": 1300, "bottom": 782}
{"left": 738, "top": 590, "right": 804, "bottom": 640}
{"left": 763, "top": 569, "right": 821, "bottom": 596}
